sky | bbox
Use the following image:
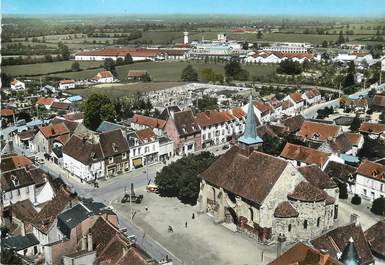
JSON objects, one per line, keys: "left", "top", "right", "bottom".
{"left": 2, "top": 0, "right": 385, "bottom": 17}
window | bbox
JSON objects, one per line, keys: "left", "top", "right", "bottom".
{"left": 133, "top": 149, "right": 136, "bottom": 156}
{"left": 288, "top": 224, "right": 292, "bottom": 232}
{"left": 317, "top": 217, "right": 321, "bottom": 227}
{"left": 152, "top": 145, "right": 155, "bottom": 151}
{"left": 17, "top": 189, "right": 21, "bottom": 196}
{"left": 109, "top": 157, "right": 113, "bottom": 164}
{"left": 122, "top": 152, "right": 127, "bottom": 159}
{"left": 145, "top": 146, "right": 149, "bottom": 153}
{"left": 303, "top": 220, "right": 308, "bottom": 229}
{"left": 26, "top": 187, "right": 29, "bottom": 194}
{"left": 249, "top": 208, "right": 254, "bottom": 222}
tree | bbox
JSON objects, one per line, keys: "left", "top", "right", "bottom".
{"left": 155, "top": 152, "right": 216, "bottom": 204}
{"left": 262, "top": 135, "right": 286, "bottom": 156}
{"left": 321, "top": 40, "right": 328, "bottom": 48}
{"left": 338, "top": 181, "right": 348, "bottom": 199}
{"left": 276, "top": 59, "right": 303, "bottom": 75}
{"left": 337, "top": 31, "right": 345, "bottom": 44}
{"left": 104, "top": 58, "right": 117, "bottom": 76}
{"left": 124, "top": 54, "right": 133, "bottom": 64}
{"left": 71, "top": 61, "right": 80, "bottom": 72}
{"left": 224, "top": 59, "right": 249, "bottom": 80}
{"left": 83, "top": 94, "right": 116, "bottom": 130}
{"left": 351, "top": 194, "right": 362, "bottom": 205}
{"left": 195, "top": 96, "right": 218, "bottom": 112}
{"left": 201, "top": 68, "right": 215, "bottom": 82}
{"left": 257, "top": 30, "right": 263, "bottom": 39}
{"left": 350, "top": 115, "right": 361, "bottom": 132}
{"left": 142, "top": 72, "right": 151, "bottom": 82}
{"left": 58, "top": 42, "right": 70, "bottom": 60}
{"left": 371, "top": 196, "right": 385, "bottom": 216}
{"left": 181, "top": 65, "right": 198, "bottom": 82}
{"left": 343, "top": 61, "right": 356, "bottom": 88}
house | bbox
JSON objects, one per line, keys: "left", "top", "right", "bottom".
{"left": 195, "top": 110, "right": 237, "bottom": 148}
{"left": 268, "top": 242, "right": 343, "bottom": 265}
{"left": 164, "top": 110, "right": 202, "bottom": 155}
{"left": 51, "top": 117, "right": 89, "bottom": 136}
{"left": 50, "top": 101, "right": 72, "bottom": 112}
{"left": 1, "top": 155, "right": 55, "bottom": 208}
{"left": 1, "top": 199, "right": 38, "bottom": 235}
{"left": 365, "top": 220, "right": 385, "bottom": 260}
{"left": 33, "top": 122, "right": 70, "bottom": 154}
{"left": 284, "top": 93, "right": 304, "bottom": 113}
{"left": 280, "top": 143, "right": 343, "bottom": 169}
{"left": 354, "top": 160, "right": 385, "bottom": 201}
{"left": 297, "top": 121, "right": 342, "bottom": 143}
{"left": 59, "top": 79, "right": 76, "bottom": 90}
{"left": 318, "top": 132, "right": 364, "bottom": 156}
{"left": 42, "top": 201, "right": 117, "bottom": 265}
{"left": 10, "top": 79, "right": 26, "bottom": 91}
{"left": 1, "top": 233, "right": 40, "bottom": 258}
{"left": 41, "top": 85, "right": 56, "bottom": 94}
{"left": 311, "top": 222, "right": 375, "bottom": 265}
{"left": 158, "top": 136, "right": 174, "bottom": 162}
{"left": 372, "top": 95, "right": 385, "bottom": 110}
{"left": 282, "top": 115, "right": 305, "bottom": 133}
{"left": 241, "top": 98, "right": 267, "bottom": 124}
{"left": 32, "top": 187, "right": 75, "bottom": 252}
{"left": 130, "top": 114, "right": 166, "bottom": 136}
{"left": 36, "top": 97, "right": 55, "bottom": 110}
{"left": 91, "top": 70, "right": 114, "bottom": 83}
{"left": 127, "top": 128, "right": 159, "bottom": 170}
{"left": 1, "top": 108, "right": 16, "bottom": 126}
{"left": 158, "top": 105, "right": 182, "bottom": 121}
{"left": 302, "top": 88, "right": 322, "bottom": 106}
{"left": 228, "top": 107, "right": 247, "bottom": 135}
{"left": 323, "top": 160, "right": 357, "bottom": 192}
{"left": 127, "top": 70, "right": 150, "bottom": 81}
{"left": 345, "top": 98, "right": 368, "bottom": 112}
{"left": 63, "top": 130, "right": 129, "bottom": 180}
{"left": 359, "top": 122, "right": 385, "bottom": 139}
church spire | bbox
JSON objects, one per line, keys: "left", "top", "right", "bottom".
{"left": 339, "top": 237, "right": 359, "bottom": 265}
{"left": 238, "top": 95, "right": 263, "bottom": 148}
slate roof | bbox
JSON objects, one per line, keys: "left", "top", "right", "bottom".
{"left": 311, "top": 223, "right": 374, "bottom": 265}
{"left": 1, "top": 155, "right": 32, "bottom": 172}
{"left": 274, "top": 201, "right": 299, "bottom": 218}
{"left": 173, "top": 110, "right": 201, "bottom": 137}
{"left": 57, "top": 201, "right": 112, "bottom": 238}
{"left": 96, "top": 121, "right": 125, "bottom": 133}
{"left": 9, "top": 199, "right": 38, "bottom": 224}
{"left": 63, "top": 135, "right": 104, "bottom": 165}
{"left": 323, "top": 161, "right": 356, "bottom": 182}
{"left": 99, "top": 129, "right": 129, "bottom": 157}
{"left": 365, "top": 220, "right": 385, "bottom": 259}
{"left": 298, "top": 165, "right": 337, "bottom": 190}
{"left": 201, "top": 145, "right": 288, "bottom": 207}
{"left": 280, "top": 143, "right": 329, "bottom": 168}
{"left": 36, "top": 97, "right": 54, "bottom": 106}
{"left": 131, "top": 114, "right": 166, "bottom": 129}
{"left": 2, "top": 233, "right": 39, "bottom": 251}
{"left": 17, "top": 129, "right": 35, "bottom": 140}
{"left": 268, "top": 242, "right": 343, "bottom": 265}
{"left": 282, "top": 115, "right": 304, "bottom": 133}
{"left": 51, "top": 101, "right": 72, "bottom": 110}
{"left": 297, "top": 121, "right": 341, "bottom": 141}
{"left": 288, "top": 181, "right": 328, "bottom": 202}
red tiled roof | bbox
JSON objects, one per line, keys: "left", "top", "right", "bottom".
{"left": 195, "top": 110, "right": 235, "bottom": 127}
{"left": 280, "top": 143, "right": 329, "bottom": 168}
{"left": 127, "top": 70, "right": 148, "bottom": 77}
{"left": 372, "top": 95, "right": 385, "bottom": 108}
{"left": 268, "top": 242, "right": 342, "bottom": 265}
{"left": 59, "top": 79, "right": 75, "bottom": 84}
{"left": 230, "top": 107, "right": 246, "bottom": 119}
{"left": 1, "top": 155, "right": 33, "bottom": 172}
{"left": 39, "top": 123, "right": 70, "bottom": 139}
{"left": 357, "top": 160, "right": 385, "bottom": 183}
{"left": 359, "top": 122, "right": 385, "bottom": 135}
{"left": 298, "top": 121, "right": 340, "bottom": 141}
{"left": 281, "top": 100, "right": 294, "bottom": 110}
{"left": 274, "top": 201, "right": 299, "bottom": 218}
{"left": 131, "top": 114, "right": 166, "bottom": 129}
{"left": 282, "top": 115, "right": 305, "bottom": 133}
{"left": 288, "top": 181, "right": 327, "bottom": 202}
{"left": 343, "top": 132, "right": 362, "bottom": 146}
{"left": 253, "top": 100, "right": 273, "bottom": 115}
{"left": 36, "top": 97, "right": 54, "bottom": 106}
{"left": 135, "top": 128, "right": 156, "bottom": 143}
{"left": 1, "top": 108, "right": 14, "bottom": 116}
{"left": 289, "top": 93, "right": 304, "bottom": 103}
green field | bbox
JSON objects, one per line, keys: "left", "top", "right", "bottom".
{"left": 68, "top": 82, "right": 185, "bottom": 98}
{"left": 36, "top": 61, "right": 278, "bottom": 82}
{"left": 2, "top": 61, "right": 103, "bottom": 77}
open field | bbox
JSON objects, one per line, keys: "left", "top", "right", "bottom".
{"left": 68, "top": 81, "right": 185, "bottom": 98}
{"left": 4, "top": 61, "right": 278, "bottom": 82}
{"left": 2, "top": 61, "right": 102, "bottom": 77}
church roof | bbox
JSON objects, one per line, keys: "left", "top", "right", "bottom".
{"left": 274, "top": 201, "right": 299, "bottom": 218}
{"left": 200, "top": 145, "right": 288, "bottom": 207}
{"left": 239, "top": 95, "right": 263, "bottom": 145}
{"left": 339, "top": 237, "right": 360, "bottom": 265}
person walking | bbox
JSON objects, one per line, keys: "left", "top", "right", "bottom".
{"left": 192, "top": 213, "right": 195, "bottom": 220}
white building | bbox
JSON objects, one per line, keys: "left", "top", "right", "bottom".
{"left": 59, "top": 80, "right": 76, "bottom": 90}
{"left": 91, "top": 70, "right": 114, "bottom": 83}
{"left": 354, "top": 160, "right": 385, "bottom": 201}
{"left": 302, "top": 88, "right": 322, "bottom": 106}
{"left": 158, "top": 136, "right": 174, "bottom": 162}
{"left": 10, "top": 79, "right": 26, "bottom": 91}
{"left": 263, "top": 42, "right": 312, "bottom": 53}
{"left": 284, "top": 93, "right": 305, "bottom": 113}
{"left": 127, "top": 128, "right": 159, "bottom": 170}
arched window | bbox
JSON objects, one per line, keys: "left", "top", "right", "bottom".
{"left": 212, "top": 188, "right": 216, "bottom": 203}
{"left": 303, "top": 220, "right": 308, "bottom": 229}
{"left": 288, "top": 224, "right": 292, "bottom": 232}
{"left": 249, "top": 208, "right": 254, "bottom": 222}
{"left": 317, "top": 217, "right": 321, "bottom": 227}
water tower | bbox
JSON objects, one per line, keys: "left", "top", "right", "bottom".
{"left": 183, "top": 32, "right": 189, "bottom": 44}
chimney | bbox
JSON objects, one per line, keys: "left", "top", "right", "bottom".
{"left": 87, "top": 233, "right": 93, "bottom": 251}
{"left": 277, "top": 233, "right": 286, "bottom": 257}
{"left": 81, "top": 235, "right": 87, "bottom": 250}
{"left": 350, "top": 213, "right": 359, "bottom": 226}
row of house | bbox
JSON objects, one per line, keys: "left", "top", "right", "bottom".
{"left": 244, "top": 51, "right": 314, "bottom": 64}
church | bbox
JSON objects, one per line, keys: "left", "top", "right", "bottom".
{"left": 198, "top": 96, "right": 338, "bottom": 244}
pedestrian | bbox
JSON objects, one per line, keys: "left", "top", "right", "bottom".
{"left": 145, "top": 207, "right": 148, "bottom": 211}
{"left": 192, "top": 213, "right": 195, "bottom": 220}
{"left": 185, "top": 221, "right": 187, "bottom": 228}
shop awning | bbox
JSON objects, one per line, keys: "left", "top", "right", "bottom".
{"left": 133, "top": 158, "right": 142, "bottom": 168}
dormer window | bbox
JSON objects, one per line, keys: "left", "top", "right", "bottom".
{"left": 90, "top": 152, "right": 96, "bottom": 160}
{"left": 372, "top": 170, "right": 379, "bottom": 176}
{"left": 312, "top": 133, "right": 320, "bottom": 140}
{"left": 112, "top": 143, "right": 118, "bottom": 152}
{"left": 182, "top": 128, "right": 187, "bottom": 134}
{"left": 109, "top": 157, "right": 113, "bottom": 164}
{"left": 10, "top": 175, "right": 20, "bottom": 187}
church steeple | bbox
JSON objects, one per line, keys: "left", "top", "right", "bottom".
{"left": 238, "top": 95, "right": 263, "bottom": 151}
{"left": 339, "top": 237, "right": 360, "bottom": 265}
